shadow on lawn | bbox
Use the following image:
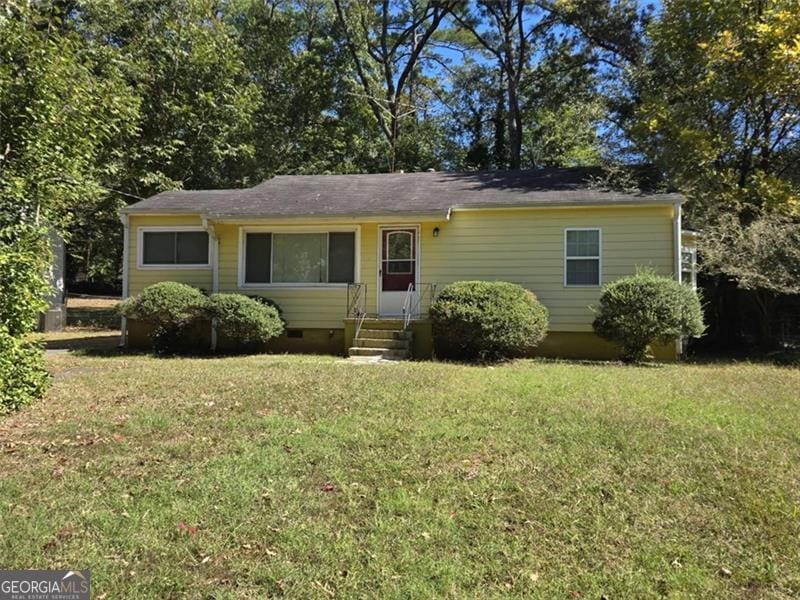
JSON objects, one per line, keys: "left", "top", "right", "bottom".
{"left": 685, "top": 349, "right": 800, "bottom": 368}
{"left": 45, "top": 333, "right": 124, "bottom": 355}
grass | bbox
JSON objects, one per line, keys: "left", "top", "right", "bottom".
{"left": 65, "top": 295, "right": 120, "bottom": 329}
{"left": 1, "top": 347, "right": 799, "bottom": 598}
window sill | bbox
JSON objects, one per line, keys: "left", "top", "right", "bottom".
{"left": 238, "top": 283, "right": 354, "bottom": 290}
{"left": 137, "top": 264, "right": 211, "bottom": 270}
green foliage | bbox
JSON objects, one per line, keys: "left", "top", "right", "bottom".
{"left": 0, "top": 226, "right": 51, "bottom": 336}
{"left": 593, "top": 269, "right": 705, "bottom": 363}
{"left": 208, "top": 293, "right": 284, "bottom": 347}
{"left": 119, "top": 282, "right": 208, "bottom": 330}
{"left": 119, "top": 282, "right": 209, "bottom": 355}
{"left": 430, "top": 281, "right": 549, "bottom": 361}
{"left": 0, "top": 326, "right": 50, "bottom": 414}
{"left": 247, "top": 295, "right": 287, "bottom": 326}
{"left": 0, "top": 225, "right": 51, "bottom": 412}
{"left": 702, "top": 212, "right": 800, "bottom": 296}
{"left": 0, "top": 6, "right": 138, "bottom": 231}
{"left": 629, "top": 0, "right": 800, "bottom": 222}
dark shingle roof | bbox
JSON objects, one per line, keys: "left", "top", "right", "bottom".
{"left": 122, "top": 167, "right": 682, "bottom": 218}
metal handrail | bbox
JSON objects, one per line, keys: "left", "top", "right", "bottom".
{"left": 346, "top": 282, "right": 364, "bottom": 317}
{"left": 401, "top": 283, "right": 415, "bottom": 330}
{"left": 355, "top": 309, "right": 367, "bottom": 340}
{"left": 402, "top": 283, "right": 438, "bottom": 330}
{"left": 347, "top": 283, "right": 368, "bottom": 339}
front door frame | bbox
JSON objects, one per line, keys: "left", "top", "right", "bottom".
{"left": 377, "top": 224, "right": 421, "bottom": 317}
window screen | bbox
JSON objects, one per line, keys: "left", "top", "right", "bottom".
{"left": 244, "top": 231, "right": 355, "bottom": 284}
{"left": 565, "top": 229, "right": 600, "bottom": 286}
{"left": 176, "top": 232, "right": 209, "bottom": 264}
{"left": 142, "top": 232, "right": 175, "bottom": 264}
{"left": 328, "top": 232, "right": 355, "bottom": 283}
{"left": 245, "top": 233, "right": 271, "bottom": 283}
{"left": 142, "top": 231, "right": 208, "bottom": 265}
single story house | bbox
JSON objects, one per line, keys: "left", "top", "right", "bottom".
{"left": 120, "top": 167, "right": 695, "bottom": 360}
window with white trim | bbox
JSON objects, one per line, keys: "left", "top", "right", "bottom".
{"left": 565, "top": 228, "right": 601, "bottom": 286}
{"left": 243, "top": 231, "right": 355, "bottom": 285}
{"left": 141, "top": 230, "right": 209, "bottom": 266}
{"left": 681, "top": 246, "right": 697, "bottom": 288}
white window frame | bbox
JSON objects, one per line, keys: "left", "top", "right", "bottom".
{"left": 384, "top": 230, "right": 415, "bottom": 274}
{"left": 564, "top": 227, "right": 602, "bottom": 287}
{"left": 681, "top": 245, "right": 698, "bottom": 289}
{"left": 137, "top": 226, "right": 211, "bottom": 270}
{"left": 238, "top": 225, "right": 360, "bottom": 289}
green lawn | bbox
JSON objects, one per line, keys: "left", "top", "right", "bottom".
{"left": 1, "top": 350, "right": 799, "bottom": 598}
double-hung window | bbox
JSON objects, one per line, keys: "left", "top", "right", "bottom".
{"left": 242, "top": 230, "right": 356, "bottom": 285}
{"left": 681, "top": 245, "right": 697, "bottom": 288}
{"left": 140, "top": 229, "right": 210, "bottom": 267}
{"left": 564, "top": 228, "right": 601, "bottom": 286}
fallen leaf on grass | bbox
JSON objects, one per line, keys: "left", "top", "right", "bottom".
{"left": 43, "top": 525, "right": 77, "bottom": 550}
{"left": 177, "top": 522, "right": 199, "bottom": 535}
{"left": 320, "top": 482, "right": 336, "bottom": 492}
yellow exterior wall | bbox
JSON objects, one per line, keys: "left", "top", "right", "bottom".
{"left": 128, "top": 215, "right": 213, "bottom": 296}
{"left": 126, "top": 205, "right": 676, "bottom": 342}
{"left": 418, "top": 205, "right": 675, "bottom": 332}
{"left": 214, "top": 222, "right": 375, "bottom": 329}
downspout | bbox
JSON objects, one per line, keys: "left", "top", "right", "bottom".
{"left": 203, "top": 217, "right": 219, "bottom": 351}
{"left": 119, "top": 213, "right": 130, "bottom": 347}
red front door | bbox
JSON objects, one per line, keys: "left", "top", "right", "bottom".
{"left": 381, "top": 228, "right": 416, "bottom": 292}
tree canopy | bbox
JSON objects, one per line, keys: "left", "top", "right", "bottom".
{"left": 1, "top": 0, "right": 798, "bottom": 347}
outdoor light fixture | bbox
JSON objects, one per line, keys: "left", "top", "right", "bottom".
{"left": 433, "top": 227, "right": 440, "bottom": 237}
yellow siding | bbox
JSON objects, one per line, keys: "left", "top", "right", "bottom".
{"left": 127, "top": 205, "right": 676, "bottom": 333}
{"left": 127, "top": 215, "right": 212, "bottom": 296}
{"left": 215, "top": 222, "right": 377, "bottom": 329}
{"left": 418, "top": 206, "right": 675, "bottom": 332}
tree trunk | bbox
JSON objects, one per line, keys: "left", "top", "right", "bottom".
{"left": 507, "top": 77, "right": 522, "bottom": 169}
{"left": 493, "top": 69, "right": 508, "bottom": 168}
{"left": 750, "top": 290, "right": 777, "bottom": 348}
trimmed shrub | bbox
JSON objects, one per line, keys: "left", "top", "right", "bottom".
{"left": 0, "top": 326, "right": 50, "bottom": 414}
{"left": 430, "top": 281, "right": 549, "bottom": 361}
{"left": 208, "top": 293, "right": 284, "bottom": 348}
{"left": 247, "top": 295, "right": 287, "bottom": 327}
{"left": 119, "top": 282, "right": 208, "bottom": 355}
{"left": 592, "top": 268, "right": 705, "bottom": 363}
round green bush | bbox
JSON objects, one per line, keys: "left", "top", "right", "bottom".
{"left": 247, "top": 295, "right": 287, "bottom": 327}
{"left": 592, "top": 268, "right": 705, "bottom": 363}
{"left": 430, "top": 281, "right": 549, "bottom": 361}
{"left": 119, "top": 282, "right": 208, "bottom": 354}
{"left": 0, "top": 325, "right": 50, "bottom": 414}
{"left": 208, "top": 293, "right": 284, "bottom": 348}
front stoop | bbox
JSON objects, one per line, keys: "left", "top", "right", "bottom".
{"left": 348, "top": 320, "right": 413, "bottom": 360}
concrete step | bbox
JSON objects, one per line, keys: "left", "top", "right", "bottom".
{"left": 354, "top": 337, "right": 409, "bottom": 349}
{"left": 357, "top": 319, "right": 406, "bottom": 330}
{"left": 348, "top": 347, "right": 409, "bottom": 359}
{"left": 358, "top": 328, "right": 410, "bottom": 340}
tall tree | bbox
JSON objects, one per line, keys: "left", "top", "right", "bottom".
{"left": 626, "top": 0, "right": 800, "bottom": 346}
{"left": 628, "top": 0, "right": 800, "bottom": 222}
{"left": 232, "top": 0, "right": 385, "bottom": 178}
{"left": 332, "top": 0, "right": 458, "bottom": 171}
{"left": 453, "top": 1, "right": 544, "bottom": 169}
{"left": 0, "top": 4, "right": 138, "bottom": 230}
